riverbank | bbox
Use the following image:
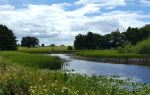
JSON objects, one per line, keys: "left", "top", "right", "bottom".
{"left": 75, "top": 50, "right": 150, "bottom": 65}
{"left": 0, "top": 51, "right": 150, "bottom": 95}
{"left": 0, "top": 51, "right": 63, "bottom": 69}
{"left": 18, "top": 47, "right": 150, "bottom": 64}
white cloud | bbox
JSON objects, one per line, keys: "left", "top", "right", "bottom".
{"left": 0, "top": 4, "right": 149, "bottom": 45}
{"left": 140, "top": 0, "right": 150, "bottom": 6}
{"left": 0, "top": 5, "right": 15, "bottom": 11}
{"left": 75, "top": 0, "right": 126, "bottom": 9}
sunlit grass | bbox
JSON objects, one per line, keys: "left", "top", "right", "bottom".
{"left": 18, "top": 46, "right": 68, "bottom": 53}
{"left": 0, "top": 61, "right": 150, "bottom": 95}
{"left": 0, "top": 51, "right": 63, "bottom": 69}
{"left": 0, "top": 51, "right": 150, "bottom": 95}
{"left": 76, "top": 50, "right": 150, "bottom": 58}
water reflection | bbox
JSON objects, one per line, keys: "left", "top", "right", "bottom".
{"left": 51, "top": 54, "right": 150, "bottom": 84}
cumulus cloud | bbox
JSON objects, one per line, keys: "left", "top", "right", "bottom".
{"left": 0, "top": 3, "right": 149, "bottom": 45}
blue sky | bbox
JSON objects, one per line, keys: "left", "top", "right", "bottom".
{"left": 0, "top": 0, "right": 149, "bottom": 45}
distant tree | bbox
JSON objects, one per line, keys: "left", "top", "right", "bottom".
{"left": 74, "top": 34, "right": 86, "bottom": 50}
{"left": 21, "top": 36, "right": 39, "bottom": 48}
{"left": 68, "top": 46, "right": 73, "bottom": 50}
{"left": 0, "top": 24, "right": 17, "bottom": 50}
{"left": 51, "top": 44, "right": 55, "bottom": 47}
{"left": 61, "top": 45, "right": 65, "bottom": 46}
{"left": 41, "top": 44, "right": 45, "bottom": 47}
{"left": 74, "top": 25, "right": 150, "bottom": 50}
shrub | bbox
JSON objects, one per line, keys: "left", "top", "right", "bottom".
{"left": 67, "top": 46, "right": 73, "bottom": 50}
{"left": 137, "top": 37, "right": 150, "bottom": 54}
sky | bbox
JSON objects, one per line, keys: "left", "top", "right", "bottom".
{"left": 0, "top": 0, "right": 150, "bottom": 45}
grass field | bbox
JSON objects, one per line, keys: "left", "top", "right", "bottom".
{"left": 76, "top": 50, "right": 150, "bottom": 59}
{"left": 18, "top": 46, "right": 70, "bottom": 53}
{"left": 0, "top": 52, "right": 150, "bottom": 95}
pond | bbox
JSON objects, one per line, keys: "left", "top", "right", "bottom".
{"left": 51, "top": 54, "right": 150, "bottom": 84}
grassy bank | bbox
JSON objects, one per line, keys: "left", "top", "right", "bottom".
{"left": 76, "top": 50, "right": 150, "bottom": 59}
{"left": 18, "top": 46, "right": 71, "bottom": 53}
{"left": 18, "top": 47, "right": 150, "bottom": 59}
{"left": 0, "top": 56, "right": 150, "bottom": 95}
{"left": 0, "top": 51, "right": 63, "bottom": 70}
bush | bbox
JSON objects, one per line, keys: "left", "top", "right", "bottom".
{"left": 137, "top": 37, "right": 150, "bottom": 54}
{"left": 67, "top": 46, "right": 73, "bottom": 50}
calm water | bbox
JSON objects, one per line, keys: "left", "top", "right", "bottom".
{"left": 51, "top": 54, "right": 150, "bottom": 84}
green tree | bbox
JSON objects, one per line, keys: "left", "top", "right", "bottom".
{"left": 21, "top": 36, "right": 39, "bottom": 48}
{"left": 68, "top": 46, "right": 73, "bottom": 50}
{"left": 0, "top": 24, "right": 17, "bottom": 50}
{"left": 109, "top": 29, "right": 125, "bottom": 48}
{"left": 123, "top": 25, "right": 150, "bottom": 45}
{"left": 74, "top": 34, "right": 86, "bottom": 50}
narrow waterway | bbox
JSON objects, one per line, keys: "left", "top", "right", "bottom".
{"left": 51, "top": 54, "right": 150, "bottom": 84}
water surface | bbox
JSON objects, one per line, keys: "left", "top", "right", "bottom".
{"left": 51, "top": 54, "right": 150, "bottom": 84}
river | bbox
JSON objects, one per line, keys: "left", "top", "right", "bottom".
{"left": 51, "top": 54, "right": 150, "bottom": 84}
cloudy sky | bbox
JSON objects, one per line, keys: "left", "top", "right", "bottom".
{"left": 0, "top": 0, "right": 150, "bottom": 45}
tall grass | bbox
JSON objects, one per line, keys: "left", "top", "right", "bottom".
{"left": 0, "top": 61, "right": 150, "bottom": 95}
{"left": 0, "top": 51, "right": 63, "bottom": 70}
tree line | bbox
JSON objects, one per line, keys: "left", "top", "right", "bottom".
{"left": 0, "top": 24, "right": 150, "bottom": 50}
{"left": 74, "top": 25, "right": 150, "bottom": 50}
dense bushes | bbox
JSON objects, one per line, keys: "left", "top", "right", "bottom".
{"left": 137, "top": 37, "right": 150, "bottom": 54}
{"left": 120, "top": 37, "right": 150, "bottom": 54}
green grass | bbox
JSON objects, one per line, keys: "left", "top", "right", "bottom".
{"left": 76, "top": 50, "right": 150, "bottom": 59}
{"left": 0, "top": 59, "right": 150, "bottom": 95}
{"left": 0, "top": 51, "right": 63, "bottom": 69}
{"left": 18, "top": 46, "right": 69, "bottom": 53}
{"left": 0, "top": 51, "right": 150, "bottom": 95}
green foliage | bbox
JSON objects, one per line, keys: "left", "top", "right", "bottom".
{"left": 0, "top": 61, "right": 150, "bottom": 95}
{"left": 68, "top": 46, "right": 73, "bottom": 50}
{"left": 76, "top": 50, "right": 149, "bottom": 58}
{"left": 0, "top": 24, "right": 17, "bottom": 50}
{"left": 136, "top": 37, "right": 150, "bottom": 54}
{"left": 0, "top": 51, "right": 63, "bottom": 70}
{"left": 21, "top": 36, "right": 39, "bottom": 48}
{"left": 121, "top": 37, "right": 150, "bottom": 54}
{"left": 74, "top": 25, "right": 150, "bottom": 50}
{"left": 18, "top": 46, "right": 69, "bottom": 53}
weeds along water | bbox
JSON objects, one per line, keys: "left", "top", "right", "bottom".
{"left": 0, "top": 51, "right": 150, "bottom": 95}
{"left": 0, "top": 51, "right": 63, "bottom": 70}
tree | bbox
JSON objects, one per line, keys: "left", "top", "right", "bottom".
{"left": 109, "top": 29, "right": 125, "bottom": 48}
{"left": 68, "top": 46, "right": 73, "bottom": 50}
{"left": 21, "top": 36, "right": 39, "bottom": 48}
{"left": 50, "top": 44, "right": 55, "bottom": 47}
{"left": 0, "top": 24, "right": 17, "bottom": 50}
{"left": 123, "top": 26, "right": 150, "bottom": 45}
{"left": 74, "top": 34, "right": 86, "bottom": 50}
{"left": 41, "top": 44, "right": 45, "bottom": 47}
